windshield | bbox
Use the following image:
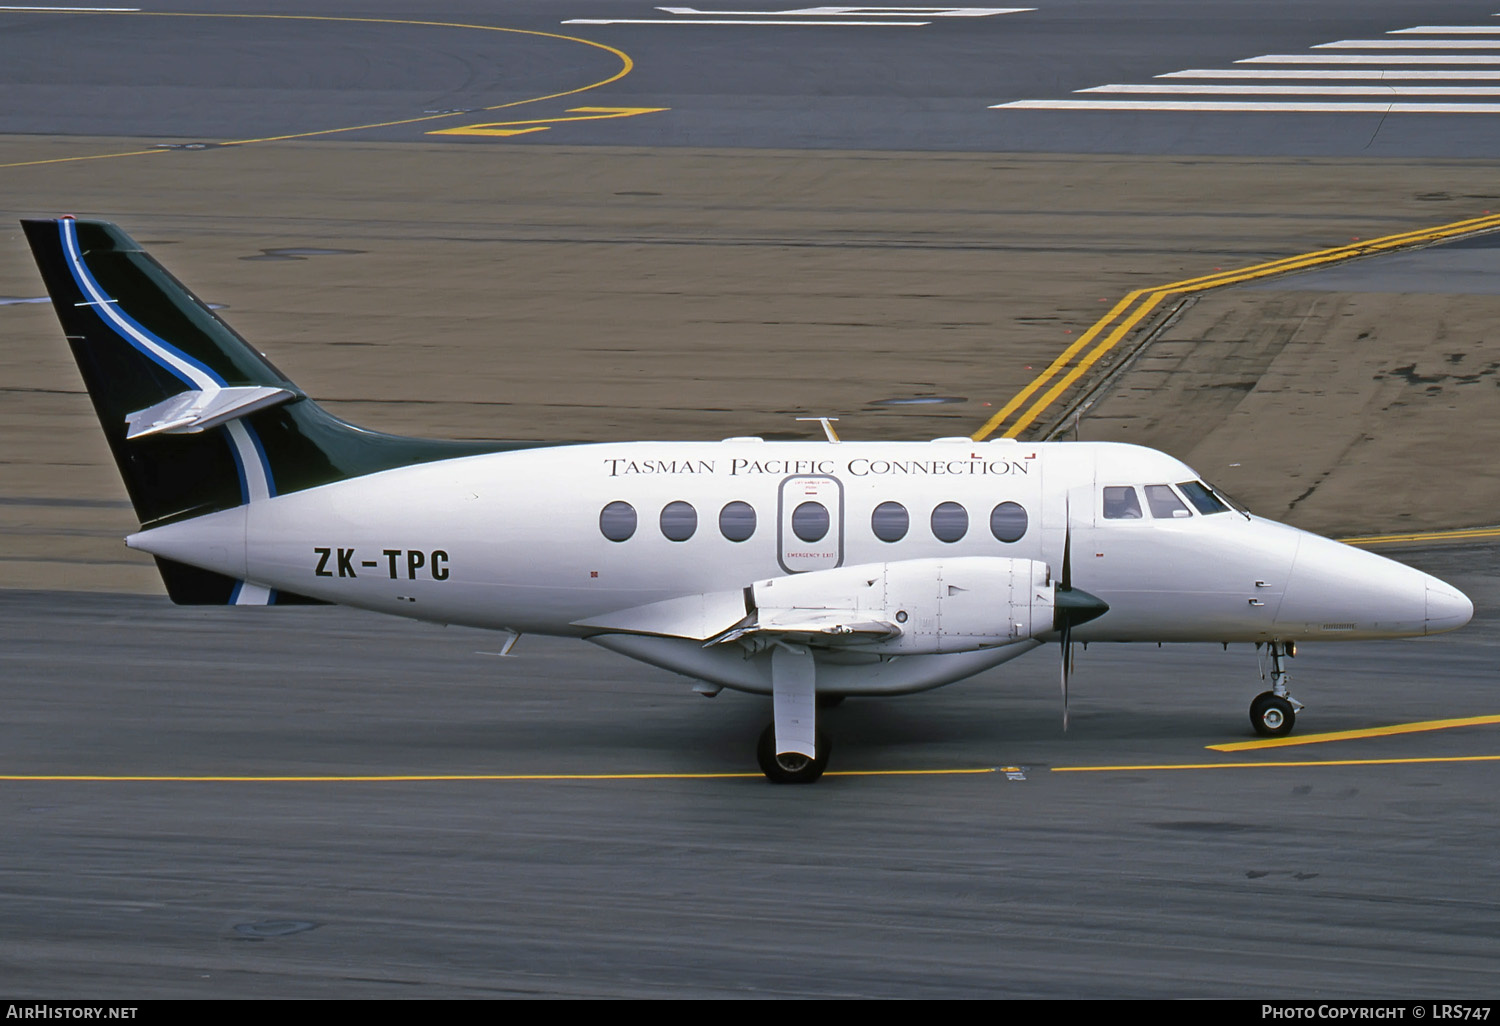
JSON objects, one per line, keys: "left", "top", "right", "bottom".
{"left": 1197, "top": 480, "right": 1251, "bottom": 516}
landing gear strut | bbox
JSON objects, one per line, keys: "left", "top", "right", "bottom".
{"left": 1250, "top": 640, "right": 1304, "bottom": 738}
{"left": 759, "top": 645, "right": 831, "bottom": 783}
{"left": 757, "top": 724, "right": 830, "bottom": 784}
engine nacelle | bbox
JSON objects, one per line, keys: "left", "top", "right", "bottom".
{"left": 751, "top": 556, "right": 1055, "bottom": 654}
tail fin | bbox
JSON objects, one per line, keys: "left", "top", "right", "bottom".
{"left": 22, "top": 217, "right": 535, "bottom": 601}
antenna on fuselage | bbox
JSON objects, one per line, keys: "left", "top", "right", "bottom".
{"left": 796, "top": 417, "right": 841, "bottom": 443}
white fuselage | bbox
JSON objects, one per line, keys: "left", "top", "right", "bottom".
{"left": 127, "top": 438, "right": 1472, "bottom": 693}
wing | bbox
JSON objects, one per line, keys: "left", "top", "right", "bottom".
{"left": 574, "top": 556, "right": 1061, "bottom": 655}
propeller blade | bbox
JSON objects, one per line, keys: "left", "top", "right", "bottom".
{"left": 1061, "top": 501, "right": 1072, "bottom": 591}
{"left": 1052, "top": 496, "right": 1106, "bottom": 731}
{"left": 1060, "top": 621, "right": 1071, "bottom": 732}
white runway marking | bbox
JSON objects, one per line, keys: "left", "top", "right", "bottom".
{"left": 563, "top": 5, "right": 1031, "bottom": 27}
{"left": 992, "top": 21, "right": 1500, "bottom": 115}
{"left": 1081, "top": 84, "right": 1500, "bottom": 96}
{"left": 1315, "top": 39, "right": 1500, "bottom": 49}
{"left": 1160, "top": 69, "right": 1500, "bottom": 79}
{"left": 563, "top": 18, "right": 928, "bottom": 24}
{"left": 1391, "top": 26, "right": 1500, "bottom": 35}
{"left": 654, "top": 5, "right": 1029, "bottom": 13}
{"left": 997, "top": 100, "right": 1500, "bottom": 113}
{"left": 1240, "top": 55, "right": 1500, "bottom": 64}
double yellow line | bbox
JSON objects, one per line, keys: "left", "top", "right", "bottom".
{"left": 1341, "top": 525, "right": 1500, "bottom": 547}
{"left": 971, "top": 211, "right": 1500, "bottom": 442}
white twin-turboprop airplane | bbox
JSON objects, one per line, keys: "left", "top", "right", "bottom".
{"left": 23, "top": 217, "right": 1474, "bottom": 782}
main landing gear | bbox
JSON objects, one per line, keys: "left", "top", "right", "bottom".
{"left": 1249, "top": 640, "right": 1304, "bottom": 738}
{"left": 757, "top": 724, "right": 831, "bottom": 784}
{"left": 757, "top": 644, "right": 833, "bottom": 783}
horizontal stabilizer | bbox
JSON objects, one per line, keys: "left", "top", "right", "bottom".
{"left": 125, "top": 385, "right": 298, "bottom": 439}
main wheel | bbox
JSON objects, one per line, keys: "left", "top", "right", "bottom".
{"left": 1250, "top": 691, "right": 1296, "bottom": 738}
{"left": 756, "top": 724, "right": 831, "bottom": 784}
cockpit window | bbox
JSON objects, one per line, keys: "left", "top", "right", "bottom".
{"left": 1102, "top": 486, "right": 1142, "bottom": 520}
{"left": 1177, "top": 480, "right": 1228, "bottom": 515}
{"left": 1211, "top": 483, "right": 1252, "bottom": 516}
{"left": 1145, "top": 484, "right": 1192, "bottom": 519}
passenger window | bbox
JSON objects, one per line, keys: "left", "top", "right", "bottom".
{"left": 1102, "top": 486, "right": 1142, "bottom": 520}
{"left": 1145, "top": 484, "right": 1192, "bottom": 519}
{"left": 931, "top": 501, "right": 968, "bottom": 543}
{"left": 990, "top": 501, "right": 1028, "bottom": 542}
{"left": 660, "top": 500, "right": 697, "bottom": 542}
{"left": 600, "top": 501, "right": 637, "bottom": 542}
{"left": 871, "top": 501, "right": 908, "bottom": 542}
{"left": 1178, "top": 480, "right": 1229, "bottom": 515}
{"left": 792, "top": 501, "right": 830, "bottom": 543}
{"left": 719, "top": 501, "right": 756, "bottom": 542}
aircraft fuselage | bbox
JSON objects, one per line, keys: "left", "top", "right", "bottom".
{"left": 127, "top": 437, "right": 1469, "bottom": 666}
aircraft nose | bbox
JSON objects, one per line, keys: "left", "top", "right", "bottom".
{"left": 1426, "top": 579, "right": 1474, "bottom": 635}
{"left": 1276, "top": 532, "right": 1437, "bottom": 639}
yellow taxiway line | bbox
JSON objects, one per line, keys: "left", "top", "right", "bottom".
{"left": 0, "top": 768, "right": 995, "bottom": 783}
{"left": 1208, "top": 713, "right": 1500, "bottom": 751}
{"left": 0, "top": 11, "right": 635, "bottom": 169}
{"left": 972, "top": 211, "right": 1500, "bottom": 441}
{"left": 1341, "top": 526, "right": 1500, "bottom": 546}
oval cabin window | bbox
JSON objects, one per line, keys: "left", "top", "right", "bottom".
{"left": 792, "top": 501, "right": 830, "bottom": 543}
{"left": 931, "top": 501, "right": 968, "bottom": 543}
{"left": 989, "top": 501, "right": 1027, "bottom": 543}
{"left": 719, "top": 501, "right": 757, "bottom": 542}
{"left": 599, "top": 501, "right": 637, "bottom": 542}
{"left": 660, "top": 500, "right": 698, "bottom": 542}
{"left": 871, "top": 501, "right": 909, "bottom": 543}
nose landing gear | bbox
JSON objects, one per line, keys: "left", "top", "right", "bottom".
{"left": 1250, "top": 640, "right": 1304, "bottom": 738}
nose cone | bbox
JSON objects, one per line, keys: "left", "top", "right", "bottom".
{"left": 1426, "top": 579, "right": 1474, "bottom": 635}
{"left": 1276, "top": 532, "right": 1466, "bottom": 640}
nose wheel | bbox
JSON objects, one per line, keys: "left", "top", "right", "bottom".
{"left": 1250, "top": 691, "right": 1296, "bottom": 737}
{"left": 1250, "top": 640, "right": 1304, "bottom": 737}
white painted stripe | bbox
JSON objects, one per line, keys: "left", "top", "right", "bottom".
{"left": 0, "top": 5, "right": 140, "bottom": 10}
{"left": 992, "top": 99, "right": 1500, "bottom": 112}
{"left": 1391, "top": 26, "right": 1500, "bottom": 34}
{"left": 562, "top": 18, "right": 927, "bottom": 24}
{"left": 1315, "top": 39, "right": 1500, "bottom": 49}
{"left": 1161, "top": 69, "right": 1500, "bottom": 79}
{"left": 1081, "top": 84, "right": 1500, "bottom": 96}
{"left": 225, "top": 420, "right": 270, "bottom": 503}
{"left": 62, "top": 221, "right": 271, "bottom": 507}
{"left": 654, "top": 5, "right": 1033, "bottom": 13}
{"left": 61, "top": 224, "right": 218, "bottom": 392}
{"left": 233, "top": 581, "right": 273, "bottom": 607}
{"left": 1240, "top": 55, "right": 1500, "bottom": 64}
